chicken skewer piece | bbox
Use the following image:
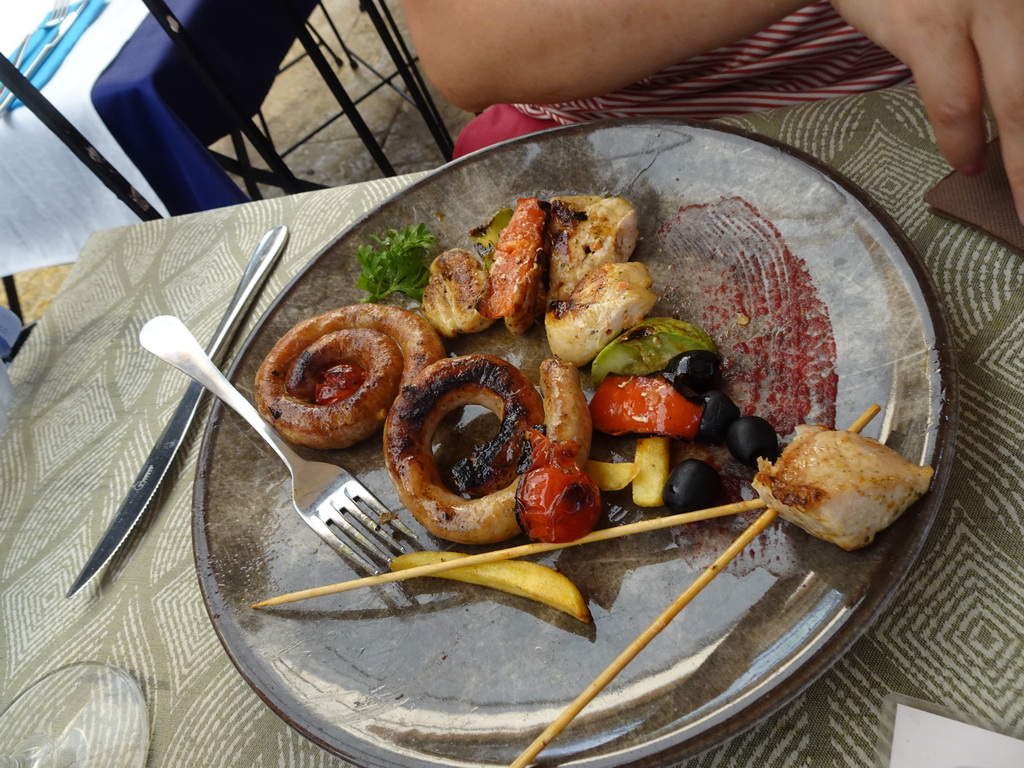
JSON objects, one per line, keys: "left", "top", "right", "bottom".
{"left": 508, "top": 404, "right": 885, "bottom": 768}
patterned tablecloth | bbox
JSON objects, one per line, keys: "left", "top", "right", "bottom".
{"left": 2, "top": 84, "right": 1022, "bottom": 767}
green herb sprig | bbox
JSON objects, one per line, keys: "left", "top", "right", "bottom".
{"left": 356, "top": 224, "right": 435, "bottom": 303}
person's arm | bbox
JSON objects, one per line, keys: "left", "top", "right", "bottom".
{"left": 830, "top": 0, "right": 1024, "bottom": 222}
{"left": 406, "top": 0, "right": 1024, "bottom": 223}
{"left": 401, "top": 0, "right": 808, "bottom": 113}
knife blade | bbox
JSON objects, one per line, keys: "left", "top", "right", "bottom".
{"left": 67, "top": 225, "right": 289, "bottom": 597}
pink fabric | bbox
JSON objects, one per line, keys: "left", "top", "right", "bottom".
{"left": 453, "top": 105, "right": 559, "bottom": 158}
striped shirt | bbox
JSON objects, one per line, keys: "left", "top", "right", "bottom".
{"left": 513, "top": 2, "right": 911, "bottom": 123}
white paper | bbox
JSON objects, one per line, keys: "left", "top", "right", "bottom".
{"left": 889, "top": 702, "right": 1024, "bottom": 768}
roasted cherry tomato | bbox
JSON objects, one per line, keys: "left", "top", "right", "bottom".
{"left": 315, "top": 363, "right": 366, "bottom": 405}
{"left": 589, "top": 374, "right": 703, "bottom": 438}
{"left": 515, "top": 428, "right": 602, "bottom": 543}
{"left": 663, "top": 458, "right": 721, "bottom": 513}
{"left": 725, "top": 416, "right": 780, "bottom": 466}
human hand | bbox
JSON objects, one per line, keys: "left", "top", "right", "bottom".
{"left": 831, "top": 0, "right": 1024, "bottom": 222}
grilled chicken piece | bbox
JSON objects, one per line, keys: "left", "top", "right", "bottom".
{"left": 477, "top": 197, "right": 549, "bottom": 335}
{"left": 545, "top": 261, "right": 658, "bottom": 367}
{"left": 751, "top": 424, "right": 934, "bottom": 551}
{"left": 548, "top": 196, "right": 639, "bottom": 302}
{"left": 422, "top": 249, "right": 495, "bottom": 338}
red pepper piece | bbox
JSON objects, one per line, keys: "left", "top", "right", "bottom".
{"left": 589, "top": 374, "right": 703, "bottom": 438}
{"left": 516, "top": 428, "right": 602, "bottom": 543}
{"left": 315, "top": 363, "right": 367, "bottom": 405}
{"left": 476, "top": 197, "right": 549, "bottom": 320}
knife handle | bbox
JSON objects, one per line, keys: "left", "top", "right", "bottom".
{"left": 204, "top": 225, "right": 288, "bottom": 366}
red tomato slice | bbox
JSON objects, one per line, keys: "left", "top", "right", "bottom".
{"left": 589, "top": 374, "right": 703, "bottom": 439}
{"left": 315, "top": 364, "right": 367, "bottom": 405}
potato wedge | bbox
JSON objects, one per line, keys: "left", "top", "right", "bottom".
{"left": 390, "top": 551, "right": 591, "bottom": 622}
{"left": 585, "top": 459, "right": 639, "bottom": 491}
{"left": 632, "top": 436, "right": 670, "bottom": 506}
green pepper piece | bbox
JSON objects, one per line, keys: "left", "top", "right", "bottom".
{"left": 590, "top": 317, "right": 717, "bottom": 385}
{"left": 468, "top": 208, "right": 513, "bottom": 262}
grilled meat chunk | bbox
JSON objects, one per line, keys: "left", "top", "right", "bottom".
{"left": 548, "top": 195, "right": 639, "bottom": 302}
{"left": 751, "top": 424, "right": 934, "bottom": 550}
{"left": 422, "top": 248, "right": 495, "bottom": 338}
{"left": 545, "top": 261, "right": 657, "bottom": 367}
{"left": 477, "top": 197, "right": 549, "bottom": 335}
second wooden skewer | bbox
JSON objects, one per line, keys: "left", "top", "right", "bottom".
{"left": 509, "top": 403, "right": 881, "bottom": 767}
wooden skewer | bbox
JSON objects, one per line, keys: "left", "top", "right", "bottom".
{"left": 255, "top": 405, "right": 883, "bottom": 612}
{"left": 253, "top": 497, "right": 767, "bottom": 608}
{"left": 509, "top": 403, "right": 880, "bottom": 767}
{"left": 509, "top": 507, "right": 779, "bottom": 768}
{"left": 847, "top": 403, "right": 881, "bottom": 435}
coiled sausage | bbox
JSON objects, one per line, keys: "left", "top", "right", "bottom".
{"left": 255, "top": 304, "right": 445, "bottom": 450}
{"left": 383, "top": 354, "right": 592, "bottom": 544}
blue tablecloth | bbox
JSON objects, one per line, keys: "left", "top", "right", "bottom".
{"left": 91, "top": 0, "right": 319, "bottom": 215}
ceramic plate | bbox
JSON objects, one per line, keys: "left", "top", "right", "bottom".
{"left": 193, "top": 119, "right": 957, "bottom": 767}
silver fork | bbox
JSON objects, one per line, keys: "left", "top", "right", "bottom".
{"left": 0, "top": 0, "right": 75, "bottom": 115}
{"left": 138, "top": 314, "right": 416, "bottom": 575}
{"left": 2, "top": 0, "right": 72, "bottom": 83}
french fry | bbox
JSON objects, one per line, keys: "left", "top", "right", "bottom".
{"left": 585, "top": 459, "right": 639, "bottom": 491}
{"left": 390, "top": 551, "right": 592, "bottom": 622}
{"left": 632, "top": 436, "right": 670, "bottom": 506}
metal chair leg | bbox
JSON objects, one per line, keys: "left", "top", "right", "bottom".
{"left": 2, "top": 276, "right": 22, "bottom": 323}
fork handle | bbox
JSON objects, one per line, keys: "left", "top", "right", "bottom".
{"left": 139, "top": 315, "right": 303, "bottom": 468}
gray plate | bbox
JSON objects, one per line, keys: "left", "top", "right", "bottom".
{"left": 193, "top": 119, "right": 958, "bottom": 767}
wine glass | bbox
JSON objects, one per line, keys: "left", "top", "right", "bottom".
{"left": 0, "top": 662, "right": 148, "bottom": 768}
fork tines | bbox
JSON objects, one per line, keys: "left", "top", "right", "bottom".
{"left": 316, "top": 481, "right": 414, "bottom": 574}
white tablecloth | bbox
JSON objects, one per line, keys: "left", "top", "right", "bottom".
{"left": 0, "top": 0, "right": 169, "bottom": 278}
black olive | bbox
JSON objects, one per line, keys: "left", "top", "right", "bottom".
{"left": 663, "top": 349, "right": 720, "bottom": 393}
{"left": 725, "top": 416, "right": 779, "bottom": 466}
{"left": 695, "top": 390, "right": 740, "bottom": 442}
{"left": 663, "top": 459, "right": 721, "bottom": 513}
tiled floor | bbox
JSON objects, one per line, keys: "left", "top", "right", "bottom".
{"left": 1, "top": 0, "right": 472, "bottom": 325}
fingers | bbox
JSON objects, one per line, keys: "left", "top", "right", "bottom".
{"left": 905, "top": 24, "right": 988, "bottom": 179}
{"left": 915, "top": 59, "right": 987, "bottom": 178}
{"left": 971, "top": 6, "right": 1024, "bottom": 221}
{"left": 991, "top": 109, "right": 1024, "bottom": 225}
{"left": 911, "top": 0, "right": 1024, "bottom": 223}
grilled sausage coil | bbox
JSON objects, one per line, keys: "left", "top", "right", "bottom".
{"left": 383, "top": 354, "right": 592, "bottom": 544}
{"left": 255, "top": 304, "right": 445, "bottom": 450}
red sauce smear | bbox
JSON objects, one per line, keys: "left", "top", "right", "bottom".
{"left": 657, "top": 196, "right": 838, "bottom": 435}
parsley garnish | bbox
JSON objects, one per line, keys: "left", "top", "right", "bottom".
{"left": 356, "top": 224, "right": 435, "bottom": 302}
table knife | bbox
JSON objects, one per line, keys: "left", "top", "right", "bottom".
{"left": 67, "top": 225, "right": 289, "bottom": 597}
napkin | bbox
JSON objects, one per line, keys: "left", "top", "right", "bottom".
{"left": 0, "top": 361, "right": 11, "bottom": 439}
{"left": 7, "top": 0, "right": 108, "bottom": 111}
{"left": 924, "top": 138, "right": 1024, "bottom": 255}
{"left": 0, "top": 304, "right": 20, "bottom": 361}
{"left": 0, "top": 305, "right": 20, "bottom": 437}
